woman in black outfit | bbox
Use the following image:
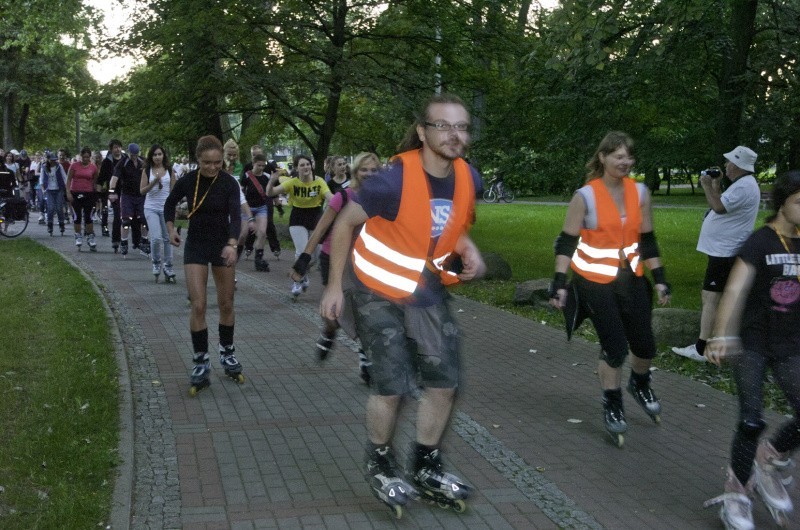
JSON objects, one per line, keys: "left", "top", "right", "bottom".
{"left": 165, "top": 135, "right": 244, "bottom": 395}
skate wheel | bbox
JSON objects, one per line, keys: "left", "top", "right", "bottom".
{"left": 437, "top": 501, "right": 449, "bottom": 509}
{"left": 615, "top": 434, "right": 624, "bottom": 448}
{"left": 652, "top": 414, "right": 661, "bottom": 424}
{"left": 453, "top": 499, "right": 466, "bottom": 513}
{"left": 391, "top": 505, "right": 403, "bottom": 519}
{"left": 236, "top": 374, "right": 245, "bottom": 384}
{"left": 189, "top": 386, "right": 198, "bottom": 397}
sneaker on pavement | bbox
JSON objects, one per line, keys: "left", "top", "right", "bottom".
{"left": 671, "top": 344, "right": 707, "bottom": 362}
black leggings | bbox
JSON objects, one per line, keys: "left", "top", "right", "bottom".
{"left": 575, "top": 269, "right": 656, "bottom": 367}
{"left": 71, "top": 192, "right": 96, "bottom": 227}
{"left": 729, "top": 349, "right": 800, "bottom": 484}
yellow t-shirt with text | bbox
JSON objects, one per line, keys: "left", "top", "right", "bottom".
{"left": 283, "top": 177, "right": 330, "bottom": 208}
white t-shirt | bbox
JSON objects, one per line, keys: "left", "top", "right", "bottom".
{"left": 144, "top": 169, "right": 172, "bottom": 211}
{"left": 696, "top": 174, "right": 760, "bottom": 257}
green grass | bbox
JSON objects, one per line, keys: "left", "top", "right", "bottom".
{"left": 459, "top": 202, "right": 787, "bottom": 413}
{"left": 0, "top": 239, "right": 118, "bottom": 527}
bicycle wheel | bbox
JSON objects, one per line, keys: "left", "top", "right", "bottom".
{"left": 0, "top": 204, "right": 29, "bottom": 238}
{"left": 502, "top": 189, "right": 515, "bottom": 203}
{"left": 483, "top": 188, "right": 497, "bottom": 203}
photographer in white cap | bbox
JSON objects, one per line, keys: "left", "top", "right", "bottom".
{"left": 673, "top": 146, "right": 761, "bottom": 361}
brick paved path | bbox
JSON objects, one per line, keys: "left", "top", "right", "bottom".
{"left": 25, "top": 220, "right": 798, "bottom": 529}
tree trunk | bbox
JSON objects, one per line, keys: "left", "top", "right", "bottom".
{"left": 713, "top": 0, "right": 758, "bottom": 157}
{"left": 663, "top": 167, "right": 671, "bottom": 195}
{"left": 645, "top": 167, "right": 660, "bottom": 192}
{"left": 16, "top": 102, "right": 29, "bottom": 149}
{"left": 3, "top": 92, "right": 14, "bottom": 149}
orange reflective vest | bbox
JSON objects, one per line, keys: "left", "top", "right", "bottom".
{"left": 352, "top": 149, "right": 475, "bottom": 302}
{"left": 570, "top": 177, "right": 644, "bottom": 283}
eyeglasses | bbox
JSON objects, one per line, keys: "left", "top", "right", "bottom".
{"left": 424, "top": 121, "right": 470, "bottom": 132}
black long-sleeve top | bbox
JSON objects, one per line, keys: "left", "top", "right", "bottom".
{"left": 164, "top": 170, "right": 241, "bottom": 245}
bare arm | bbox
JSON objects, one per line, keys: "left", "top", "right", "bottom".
{"left": 65, "top": 168, "right": 74, "bottom": 201}
{"left": 265, "top": 176, "right": 285, "bottom": 197}
{"left": 550, "top": 193, "right": 585, "bottom": 309}
{"left": 140, "top": 169, "right": 154, "bottom": 194}
{"left": 454, "top": 234, "right": 486, "bottom": 281}
{"left": 705, "top": 258, "right": 756, "bottom": 365}
{"left": 320, "top": 202, "right": 368, "bottom": 320}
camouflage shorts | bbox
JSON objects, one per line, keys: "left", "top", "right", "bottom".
{"left": 351, "top": 290, "right": 461, "bottom": 396}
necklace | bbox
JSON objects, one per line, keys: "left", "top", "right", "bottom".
{"left": 187, "top": 172, "right": 219, "bottom": 219}
{"left": 769, "top": 224, "right": 800, "bottom": 281}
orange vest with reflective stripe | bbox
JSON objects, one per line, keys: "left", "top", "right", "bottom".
{"left": 352, "top": 149, "right": 475, "bottom": 302}
{"left": 570, "top": 177, "right": 644, "bottom": 283}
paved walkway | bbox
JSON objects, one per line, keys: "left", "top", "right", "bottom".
{"left": 26, "top": 220, "right": 798, "bottom": 529}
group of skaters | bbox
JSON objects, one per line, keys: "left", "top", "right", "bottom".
{"left": 5, "top": 92, "right": 798, "bottom": 527}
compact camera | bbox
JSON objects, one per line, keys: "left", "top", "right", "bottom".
{"left": 701, "top": 167, "right": 722, "bottom": 179}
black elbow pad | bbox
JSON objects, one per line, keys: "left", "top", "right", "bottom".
{"left": 554, "top": 231, "right": 579, "bottom": 257}
{"left": 639, "top": 231, "right": 660, "bottom": 260}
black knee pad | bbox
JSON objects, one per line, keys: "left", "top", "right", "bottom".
{"left": 737, "top": 419, "right": 766, "bottom": 441}
{"left": 122, "top": 218, "right": 133, "bottom": 230}
{"left": 599, "top": 348, "right": 626, "bottom": 369}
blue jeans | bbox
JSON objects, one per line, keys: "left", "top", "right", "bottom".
{"left": 46, "top": 189, "right": 66, "bottom": 229}
{"left": 144, "top": 207, "right": 173, "bottom": 265}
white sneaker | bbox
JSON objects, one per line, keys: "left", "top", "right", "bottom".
{"left": 671, "top": 344, "right": 707, "bottom": 362}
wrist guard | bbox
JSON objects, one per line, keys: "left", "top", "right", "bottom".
{"left": 292, "top": 252, "right": 312, "bottom": 276}
{"left": 554, "top": 231, "right": 579, "bottom": 257}
{"left": 548, "top": 272, "right": 567, "bottom": 299}
{"left": 651, "top": 267, "right": 671, "bottom": 295}
{"left": 639, "top": 231, "right": 660, "bottom": 260}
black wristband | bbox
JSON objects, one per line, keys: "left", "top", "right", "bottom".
{"left": 651, "top": 267, "right": 671, "bottom": 295}
{"left": 292, "top": 252, "right": 312, "bottom": 276}
{"left": 549, "top": 272, "right": 567, "bottom": 299}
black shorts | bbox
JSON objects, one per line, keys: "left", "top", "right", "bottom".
{"left": 183, "top": 240, "right": 226, "bottom": 267}
{"left": 289, "top": 206, "right": 322, "bottom": 231}
{"left": 703, "top": 255, "right": 737, "bottom": 292}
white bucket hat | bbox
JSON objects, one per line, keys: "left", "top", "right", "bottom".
{"left": 723, "top": 146, "right": 757, "bottom": 173}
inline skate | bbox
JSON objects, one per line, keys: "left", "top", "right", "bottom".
{"left": 102, "top": 225, "right": 109, "bottom": 237}
{"left": 87, "top": 233, "right": 97, "bottom": 252}
{"left": 626, "top": 370, "right": 661, "bottom": 424}
{"left": 189, "top": 353, "right": 211, "bottom": 396}
{"left": 704, "top": 467, "right": 754, "bottom": 530}
{"left": 316, "top": 331, "right": 335, "bottom": 361}
{"left": 254, "top": 249, "right": 270, "bottom": 271}
{"left": 602, "top": 389, "right": 627, "bottom": 448}
{"left": 291, "top": 280, "right": 303, "bottom": 301}
{"left": 120, "top": 240, "right": 128, "bottom": 258}
{"left": 219, "top": 344, "right": 244, "bottom": 383}
{"left": 74, "top": 233, "right": 83, "bottom": 250}
{"left": 152, "top": 260, "right": 161, "bottom": 282}
{"left": 140, "top": 237, "right": 151, "bottom": 257}
{"left": 754, "top": 439, "right": 793, "bottom": 527}
{"left": 365, "top": 445, "right": 414, "bottom": 519}
{"left": 163, "top": 262, "right": 176, "bottom": 283}
{"left": 407, "top": 444, "right": 470, "bottom": 513}
{"left": 301, "top": 275, "right": 310, "bottom": 292}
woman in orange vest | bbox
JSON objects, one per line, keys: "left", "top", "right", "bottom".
{"left": 549, "top": 131, "right": 671, "bottom": 447}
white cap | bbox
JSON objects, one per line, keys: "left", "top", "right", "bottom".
{"left": 723, "top": 146, "right": 757, "bottom": 173}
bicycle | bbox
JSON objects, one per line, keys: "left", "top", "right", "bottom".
{"left": 0, "top": 196, "right": 29, "bottom": 238}
{"left": 482, "top": 177, "right": 515, "bottom": 203}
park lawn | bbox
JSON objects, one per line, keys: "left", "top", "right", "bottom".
{"left": 0, "top": 239, "right": 118, "bottom": 527}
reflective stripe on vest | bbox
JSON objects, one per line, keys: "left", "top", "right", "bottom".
{"left": 352, "top": 149, "right": 474, "bottom": 301}
{"left": 570, "top": 177, "right": 643, "bottom": 283}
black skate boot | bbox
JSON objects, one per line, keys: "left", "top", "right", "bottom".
{"left": 359, "top": 349, "right": 372, "bottom": 386}
{"left": 602, "top": 389, "right": 627, "bottom": 448}
{"left": 254, "top": 250, "right": 270, "bottom": 271}
{"left": 47, "top": 224, "right": 53, "bottom": 236}
{"left": 408, "top": 443, "right": 470, "bottom": 512}
{"left": 316, "top": 330, "right": 336, "bottom": 360}
{"left": 627, "top": 370, "right": 661, "bottom": 423}
{"left": 365, "top": 445, "right": 413, "bottom": 519}
{"left": 139, "top": 237, "right": 151, "bottom": 257}
{"left": 102, "top": 225, "right": 109, "bottom": 237}
{"left": 120, "top": 240, "right": 129, "bottom": 257}
{"left": 189, "top": 353, "right": 211, "bottom": 396}
{"left": 219, "top": 344, "right": 244, "bottom": 383}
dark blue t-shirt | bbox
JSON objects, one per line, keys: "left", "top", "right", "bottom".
{"left": 354, "top": 158, "right": 483, "bottom": 306}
